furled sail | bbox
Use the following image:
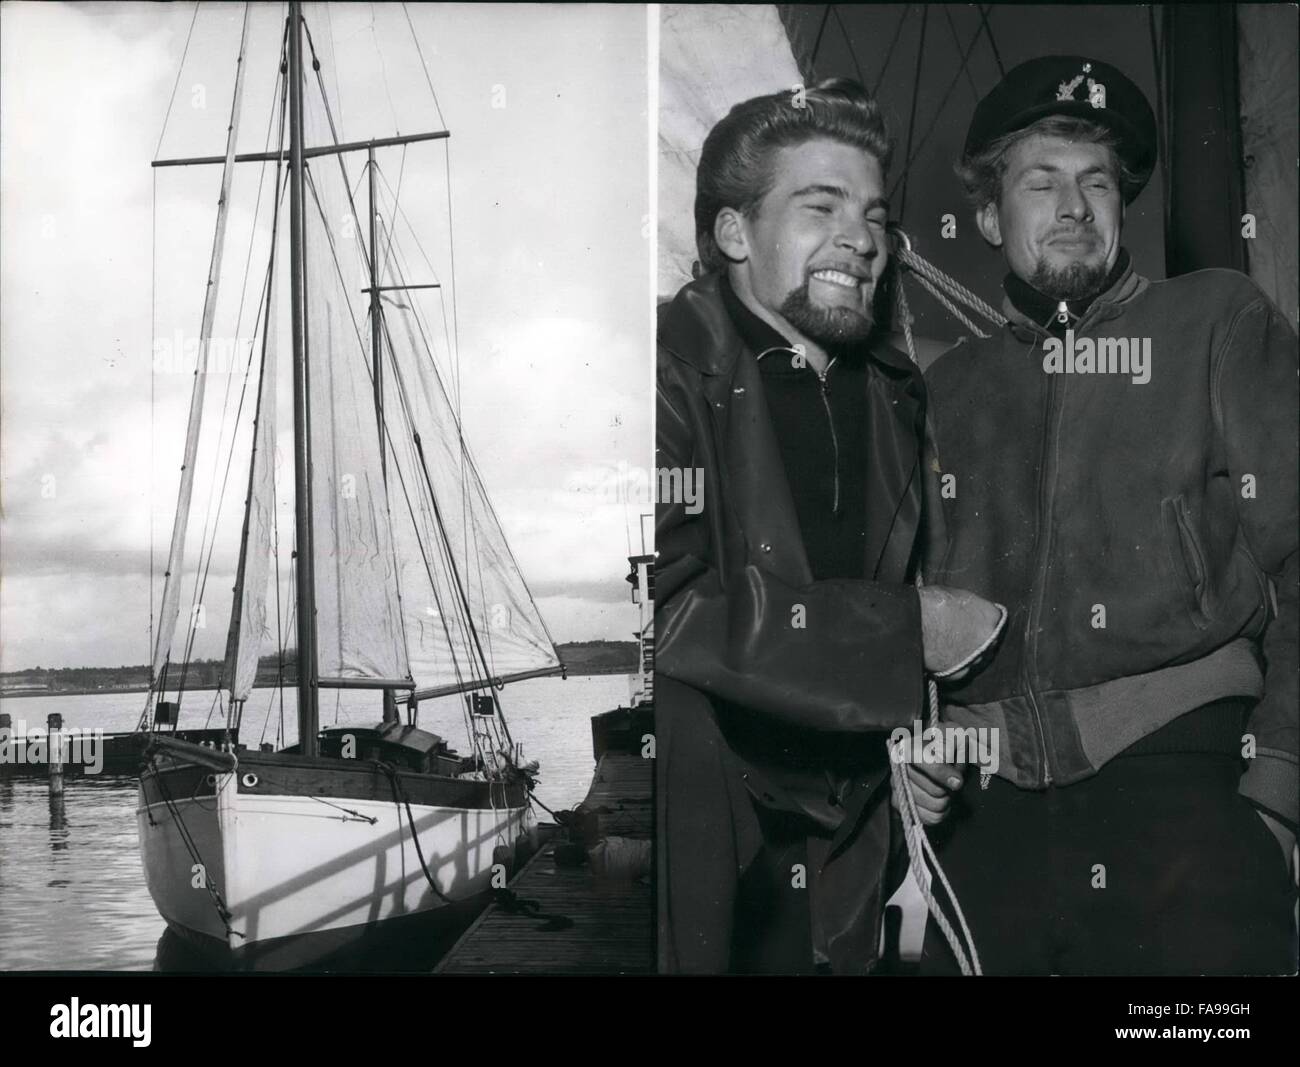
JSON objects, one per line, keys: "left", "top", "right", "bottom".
{"left": 150, "top": 5, "right": 253, "bottom": 685}
{"left": 381, "top": 290, "right": 562, "bottom": 700}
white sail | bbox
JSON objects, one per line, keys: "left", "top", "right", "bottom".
{"left": 151, "top": 5, "right": 253, "bottom": 683}
{"left": 223, "top": 275, "right": 278, "bottom": 704}
{"left": 302, "top": 158, "right": 410, "bottom": 685}
{"left": 658, "top": 3, "right": 801, "bottom": 298}
{"left": 382, "top": 297, "right": 562, "bottom": 698}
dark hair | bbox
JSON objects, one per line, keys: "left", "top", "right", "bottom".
{"left": 694, "top": 78, "right": 893, "bottom": 275}
{"left": 955, "top": 114, "right": 1144, "bottom": 211}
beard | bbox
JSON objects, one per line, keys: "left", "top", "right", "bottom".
{"left": 1028, "top": 254, "right": 1111, "bottom": 302}
{"left": 778, "top": 281, "right": 875, "bottom": 347}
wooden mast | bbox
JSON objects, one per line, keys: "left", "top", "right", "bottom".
{"left": 288, "top": 0, "right": 319, "bottom": 754}
{"left": 368, "top": 146, "right": 399, "bottom": 727}
{"left": 146, "top": 11, "right": 453, "bottom": 737}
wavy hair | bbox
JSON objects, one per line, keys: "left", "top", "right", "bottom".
{"left": 694, "top": 78, "right": 893, "bottom": 275}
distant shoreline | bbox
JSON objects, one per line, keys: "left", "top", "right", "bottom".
{"left": 0, "top": 665, "right": 635, "bottom": 702}
{"left": 0, "top": 640, "right": 640, "bottom": 701}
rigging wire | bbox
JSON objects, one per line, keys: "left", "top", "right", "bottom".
{"left": 150, "top": 170, "right": 157, "bottom": 690}
{"left": 370, "top": 179, "right": 495, "bottom": 682}
{"left": 176, "top": 251, "right": 273, "bottom": 706}
{"left": 1147, "top": 6, "right": 1170, "bottom": 244}
{"left": 299, "top": 18, "right": 531, "bottom": 769}
{"left": 299, "top": 167, "right": 478, "bottom": 714}
{"left": 897, "top": 5, "right": 928, "bottom": 223}
{"left": 891, "top": 12, "right": 987, "bottom": 208}
{"left": 872, "top": 4, "right": 911, "bottom": 99}
{"left": 808, "top": 4, "right": 833, "bottom": 76}
{"left": 379, "top": 231, "right": 493, "bottom": 691}
{"left": 401, "top": 2, "right": 447, "bottom": 129}
{"left": 368, "top": 1, "right": 400, "bottom": 133}
{"left": 322, "top": 1, "right": 345, "bottom": 141}
{"left": 942, "top": 6, "right": 980, "bottom": 102}
{"left": 976, "top": 5, "right": 1005, "bottom": 79}
{"left": 373, "top": 173, "right": 562, "bottom": 668}
{"left": 175, "top": 38, "right": 288, "bottom": 710}
{"left": 145, "top": 1, "right": 255, "bottom": 727}
{"left": 830, "top": 6, "right": 867, "bottom": 88}
{"left": 153, "top": 1, "right": 202, "bottom": 160}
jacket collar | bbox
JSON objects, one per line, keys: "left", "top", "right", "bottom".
{"left": 1000, "top": 249, "right": 1149, "bottom": 339}
{"left": 660, "top": 271, "right": 923, "bottom": 380}
{"left": 660, "top": 271, "right": 928, "bottom": 584}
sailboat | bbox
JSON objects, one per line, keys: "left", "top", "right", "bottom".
{"left": 136, "top": 2, "right": 564, "bottom": 970}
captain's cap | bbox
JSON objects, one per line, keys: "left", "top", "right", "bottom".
{"left": 962, "top": 55, "right": 1156, "bottom": 202}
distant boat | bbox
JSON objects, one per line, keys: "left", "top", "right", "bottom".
{"left": 136, "top": 1, "right": 564, "bottom": 969}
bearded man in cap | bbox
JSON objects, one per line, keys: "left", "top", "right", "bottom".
{"left": 916, "top": 55, "right": 1298, "bottom": 975}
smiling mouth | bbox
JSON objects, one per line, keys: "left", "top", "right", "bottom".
{"left": 810, "top": 268, "right": 867, "bottom": 290}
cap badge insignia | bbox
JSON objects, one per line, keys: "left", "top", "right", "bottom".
{"left": 1056, "top": 73, "right": 1086, "bottom": 101}
{"left": 1057, "top": 68, "right": 1106, "bottom": 109}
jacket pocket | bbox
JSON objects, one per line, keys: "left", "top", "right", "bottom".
{"left": 1162, "top": 495, "right": 1213, "bottom": 630}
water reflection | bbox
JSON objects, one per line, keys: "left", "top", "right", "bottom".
{"left": 48, "top": 789, "right": 67, "bottom": 841}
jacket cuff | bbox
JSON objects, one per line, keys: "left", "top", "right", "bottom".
{"left": 1239, "top": 750, "right": 1300, "bottom": 831}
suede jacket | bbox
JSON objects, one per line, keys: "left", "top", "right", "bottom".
{"left": 925, "top": 261, "right": 1298, "bottom": 829}
{"left": 655, "top": 272, "right": 936, "bottom": 972}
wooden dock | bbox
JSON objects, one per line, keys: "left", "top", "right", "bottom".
{"left": 437, "top": 710, "right": 653, "bottom": 974}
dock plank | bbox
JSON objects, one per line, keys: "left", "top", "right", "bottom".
{"left": 436, "top": 748, "right": 653, "bottom": 974}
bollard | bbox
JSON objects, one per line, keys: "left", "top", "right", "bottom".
{"left": 47, "top": 712, "right": 64, "bottom": 796}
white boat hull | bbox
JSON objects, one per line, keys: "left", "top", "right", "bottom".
{"left": 138, "top": 766, "right": 534, "bottom": 969}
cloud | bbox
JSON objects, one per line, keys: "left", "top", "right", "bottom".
{"left": 1, "top": 4, "right": 650, "bottom": 670}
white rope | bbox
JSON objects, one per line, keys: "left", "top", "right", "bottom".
{"left": 897, "top": 245, "right": 1008, "bottom": 330}
{"left": 884, "top": 236, "right": 986, "bottom": 974}
{"left": 910, "top": 272, "right": 993, "bottom": 339}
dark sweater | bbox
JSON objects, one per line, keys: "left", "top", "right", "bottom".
{"left": 719, "top": 276, "right": 870, "bottom": 581}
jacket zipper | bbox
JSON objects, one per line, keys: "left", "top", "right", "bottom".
{"left": 1022, "top": 302, "right": 1111, "bottom": 786}
{"left": 1022, "top": 310, "right": 1073, "bottom": 787}
{"left": 817, "top": 360, "right": 840, "bottom": 515}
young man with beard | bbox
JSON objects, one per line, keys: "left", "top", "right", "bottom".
{"left": 655, "top": 79, "right": 1004, "bottom": 974}
{"left": 919, "top": 56, "right": 1298, "bottom": 974}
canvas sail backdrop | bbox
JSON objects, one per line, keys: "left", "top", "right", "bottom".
{"left": 301, "top": 147, "right": 410, "bottom": 685}
{"left": 279, "top": 95, "right": 560, "bottom": 698}
{"left": 223, "top": 266, "right": 279, "bottom": 703}
{"left": 658, "top": 3, "right": 801, "bottom": 300}
{"left": 379, "top": 243, "right": 562, "bottom": 699}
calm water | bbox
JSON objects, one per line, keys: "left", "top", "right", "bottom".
{"left": 0, "top": 674, "right": 634, "bottom": 970}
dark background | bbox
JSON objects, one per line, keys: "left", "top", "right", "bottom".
{"left": 778, "top": 3, "right": 1295, "bottom": 344}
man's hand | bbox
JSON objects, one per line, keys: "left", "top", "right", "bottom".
{"left": 919, "top": 585, "right": 1006, "bottom": 678}
{"left": 892, "top": 760, "right": 964, "bottom": 826}
{"left": 1257, "top": 809, "right": 1298, "bottom": 878}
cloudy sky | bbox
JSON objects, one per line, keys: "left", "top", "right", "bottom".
{"left": 0, "top": 2, "right": 652, "bottom": 671}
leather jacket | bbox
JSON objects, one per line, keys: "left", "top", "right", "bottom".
{"left": 655, "top": 272, "right": 937, "bottom": 971}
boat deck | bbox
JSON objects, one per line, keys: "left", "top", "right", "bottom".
{"left": 436, "top": 743, "right": 653, "bottom": 975}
